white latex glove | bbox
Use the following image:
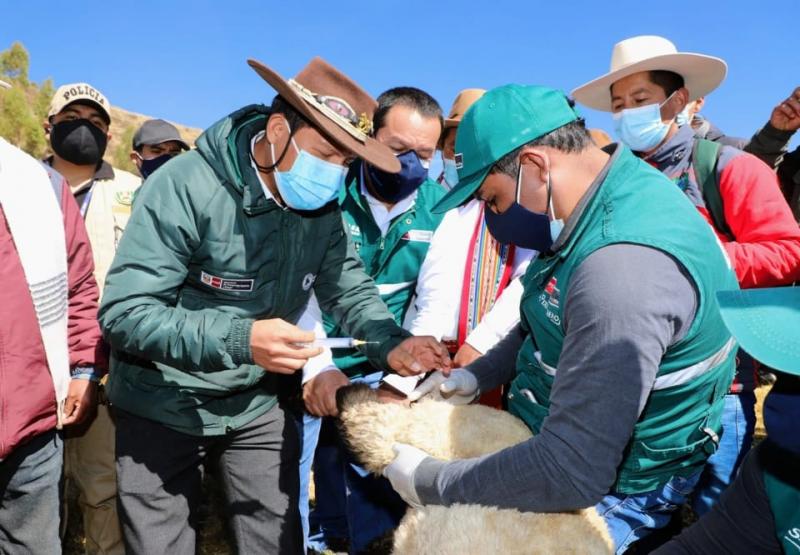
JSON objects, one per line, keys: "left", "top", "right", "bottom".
{"left": 383, "top": 443, "right": 428, "bottom": 508}
{"left": 407, "top": 369, "right": 479, "bottom": 404}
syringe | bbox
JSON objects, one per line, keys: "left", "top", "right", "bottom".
{"left": 297, "top": 338, "right": 378, "bottom": 349}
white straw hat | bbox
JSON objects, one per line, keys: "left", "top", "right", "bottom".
{"left": 571, "top": 35, "right": 727, "bottom": 112}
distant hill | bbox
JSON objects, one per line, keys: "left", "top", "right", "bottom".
{"left": 107, "top": 106, "right": 203, "bottom": 173}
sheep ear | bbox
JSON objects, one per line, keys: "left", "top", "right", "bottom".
{"left": 335, "top": 383, "right": 378, "bottom": 414}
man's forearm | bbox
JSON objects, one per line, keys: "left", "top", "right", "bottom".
{"left": 466, "top": 323, "right": 526, "bottom": 393}
{"left": 745, "top": 122, "right": 795, "bottom": 169}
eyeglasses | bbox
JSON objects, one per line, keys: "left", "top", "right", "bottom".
{"left": 288, "top": 79, "right": 373, "bottom": 142}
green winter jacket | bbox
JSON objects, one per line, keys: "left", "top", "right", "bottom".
{"left": 324, "top": 163, "right": 447, "bottom": 377}
{"left": 99, "top": 105, "right": 409, "bottom": 436}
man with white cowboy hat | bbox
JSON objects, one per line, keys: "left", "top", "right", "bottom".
{"left": 98, "top": 56, "right": 450, "bottom": 554}
{"left": 573, "top": 35, "right": 800, "bottom": 516}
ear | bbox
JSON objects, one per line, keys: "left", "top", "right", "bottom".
{"left": 266, "top": 113, "right": 289, "bottom": 147}
{"left": 518, "top": 147, "right": 550, "bottom": 183}
{"left": 676, "top": 87, "right": 690, "bottom": 111}
{"left": 43, "top": 118, "right": 51, "bottom": 135}
{"left": 129, "top": 151, "right": 141, "bottom": 169}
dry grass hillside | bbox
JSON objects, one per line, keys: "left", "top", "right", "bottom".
{"left": 107, "top": 106, "right": 203, "bottom": 173}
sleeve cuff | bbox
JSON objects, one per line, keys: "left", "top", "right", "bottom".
{"left": 71, "top": 366, "right": 100, "bottom": 382}
{"left": 370, "top": 328, "right": 413, "bottom": 370}
{"left": 464, "top": 326, "right": 495, "bottom": 355}
{"left": 414, "top": 457, "right": 447, "bottom": 505}
{"left": 225, "top": 318, "right": 255, "bottom": 366}
{"left": 303, "top": 364, "right": 339, "bottom": 385}
{"left": 760, "top": 121, "right": 796, "bottom": 142}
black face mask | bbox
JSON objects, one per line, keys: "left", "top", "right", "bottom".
{"left": 138, "top": 154, "right": 173, "bottom": 179}
{"left": 50, "top": 119, "right": 108, "bottom": 166}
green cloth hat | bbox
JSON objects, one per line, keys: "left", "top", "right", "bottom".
{"left": 434, "top": 84, "right": 580, "bottom": 213}
{"left": 717, "top": 287, "right": 800, "bottom": 377}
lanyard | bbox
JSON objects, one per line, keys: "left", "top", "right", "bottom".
{"left": 79, "top": 181, "right": 96, "bottom": 219}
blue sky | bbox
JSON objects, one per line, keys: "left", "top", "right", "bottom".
{"left": 3, "top": 0, "right": 798, "bottom": 151}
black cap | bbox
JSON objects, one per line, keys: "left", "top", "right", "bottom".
{"left": 132, "top": 119, "right": 190, "bottom": 151}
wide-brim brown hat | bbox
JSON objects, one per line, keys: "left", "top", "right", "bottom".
{"left": 248, "top": 57, "right": 400, "bottom": 173}
{"left": 571, "top": 35, "right": 727, "bottom": 112}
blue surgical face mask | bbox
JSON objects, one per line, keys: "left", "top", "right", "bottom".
{"left": 763, "top": 375, "right": 800, "bottom": 456}
{"left": 138, "top": 153, "right": 174, "bottom": 179}
{"left": 613, "top": 92, "right": 677, "bottom": 153}
{"left": 366, "top": 150, "right": 428, "bottom": 203}
{"left": 484, "top": 164, "right": 558, "bottom": 252}
{"left": 270, "top": 137, "right": 346, "bottom": 211}
{"left": 442, "top": 157, "right": 460, "bottom": 189}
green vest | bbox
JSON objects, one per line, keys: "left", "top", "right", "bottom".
{"left": 323, "top": 165, "right": 446, "bottom": 376}
{"left": 761, "top": 441, "right": 800, "bottom": 553}
{"left": 508, "top": 147, "right": 739, "bottom": 494}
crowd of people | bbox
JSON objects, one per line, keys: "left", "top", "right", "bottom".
{"left": 0, "top": 33, "right": 799, "bottom": 555}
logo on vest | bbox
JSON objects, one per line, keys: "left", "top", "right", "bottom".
{"left": 114, "top": 191, "right": 134, "bottom": 206}
{"left": 348, "top": 223, "right": 361, "bottom": 237}
{"left": 539, "top": 277, "right": 561, "bottom": 326}
{"left": 302, "top": 273, "right": 316, "bottom": 291}
{"left": 544, "top": 278, "right": 560, "bottom": 308}
{"left": 401, "top": 230, "right": 433, "bottom": 243}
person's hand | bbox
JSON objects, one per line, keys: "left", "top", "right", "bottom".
{"left": 769, "top": 86, "right": 800, "bottom": 132}
{"left": 303, "top": 369, "right": 350, "bottom": 416}
{"left": 250, "top": 319, "right": 323, "bottom": 374}
{"left": 387, "top": 336, "right": 451, "bottom": 377}
{"left": 407, "top": 369, "right": 478, "bottom": 405}
{"left": 453, "top": 342, "right": 482, "bottom": 368}
{"left": 383, "top": 443, "right": 429, "bottom": 508}
{"left": 62, "top": 379, "right": 97, "bottom": 426}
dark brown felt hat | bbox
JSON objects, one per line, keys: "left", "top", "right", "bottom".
{"left": 248, "top": 57, "right": 400, "bottom": 173}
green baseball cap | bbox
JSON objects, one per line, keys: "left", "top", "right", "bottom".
{"left": 434, "top": 84, "right": 580, "bottom": 213}
{"left": 717, "top": 287, "right": 800, "bottom": 377}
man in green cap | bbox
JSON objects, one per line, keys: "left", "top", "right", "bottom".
{"left": 655, "top": 287, "right": 800, "bottom": 554}
{"left": 389, "top": 84, "right": 739, "bottom": 553}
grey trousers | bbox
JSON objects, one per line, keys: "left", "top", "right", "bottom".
{"left": 0, "top": 430, "right": 63, "bottom": 555}
{"left": 115, "top": 404, "right": 301, "bottom": 555}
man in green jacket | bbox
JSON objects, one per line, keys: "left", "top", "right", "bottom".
{"left": 298, "top": 86, "right": 446, "bottom": 552}
{"left": 389, "top": 84, "right": 738, "bottom": 554}
{"left": 98, "top": 57, "right": 449, "bottom": 555}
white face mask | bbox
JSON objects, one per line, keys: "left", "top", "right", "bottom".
{"left": 612, "top": 92, "right": 677, "bottom": 152}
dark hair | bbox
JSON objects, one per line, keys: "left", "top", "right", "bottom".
{"left": 491, "top": 117, "right": 592, "bottom": 177}
{"left": 270, "top": 95, "right": 310, "bottom": 131}
{"left": 373, "top": 87, "right": 443, "bottom": 134}
{"left": 648, "top": 70, "right": 685, "bottom": 97}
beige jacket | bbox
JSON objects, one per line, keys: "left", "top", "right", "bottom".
{"left": 71, "top": 161, "right": 141, "bottom": 296}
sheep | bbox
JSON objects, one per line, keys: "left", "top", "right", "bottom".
{"left": 336, "top": 384, "right": 614, "bottom": 555}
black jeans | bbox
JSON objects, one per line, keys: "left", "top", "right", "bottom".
{"left": 115, "top": 404, "right": 301, "bottom": 555}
